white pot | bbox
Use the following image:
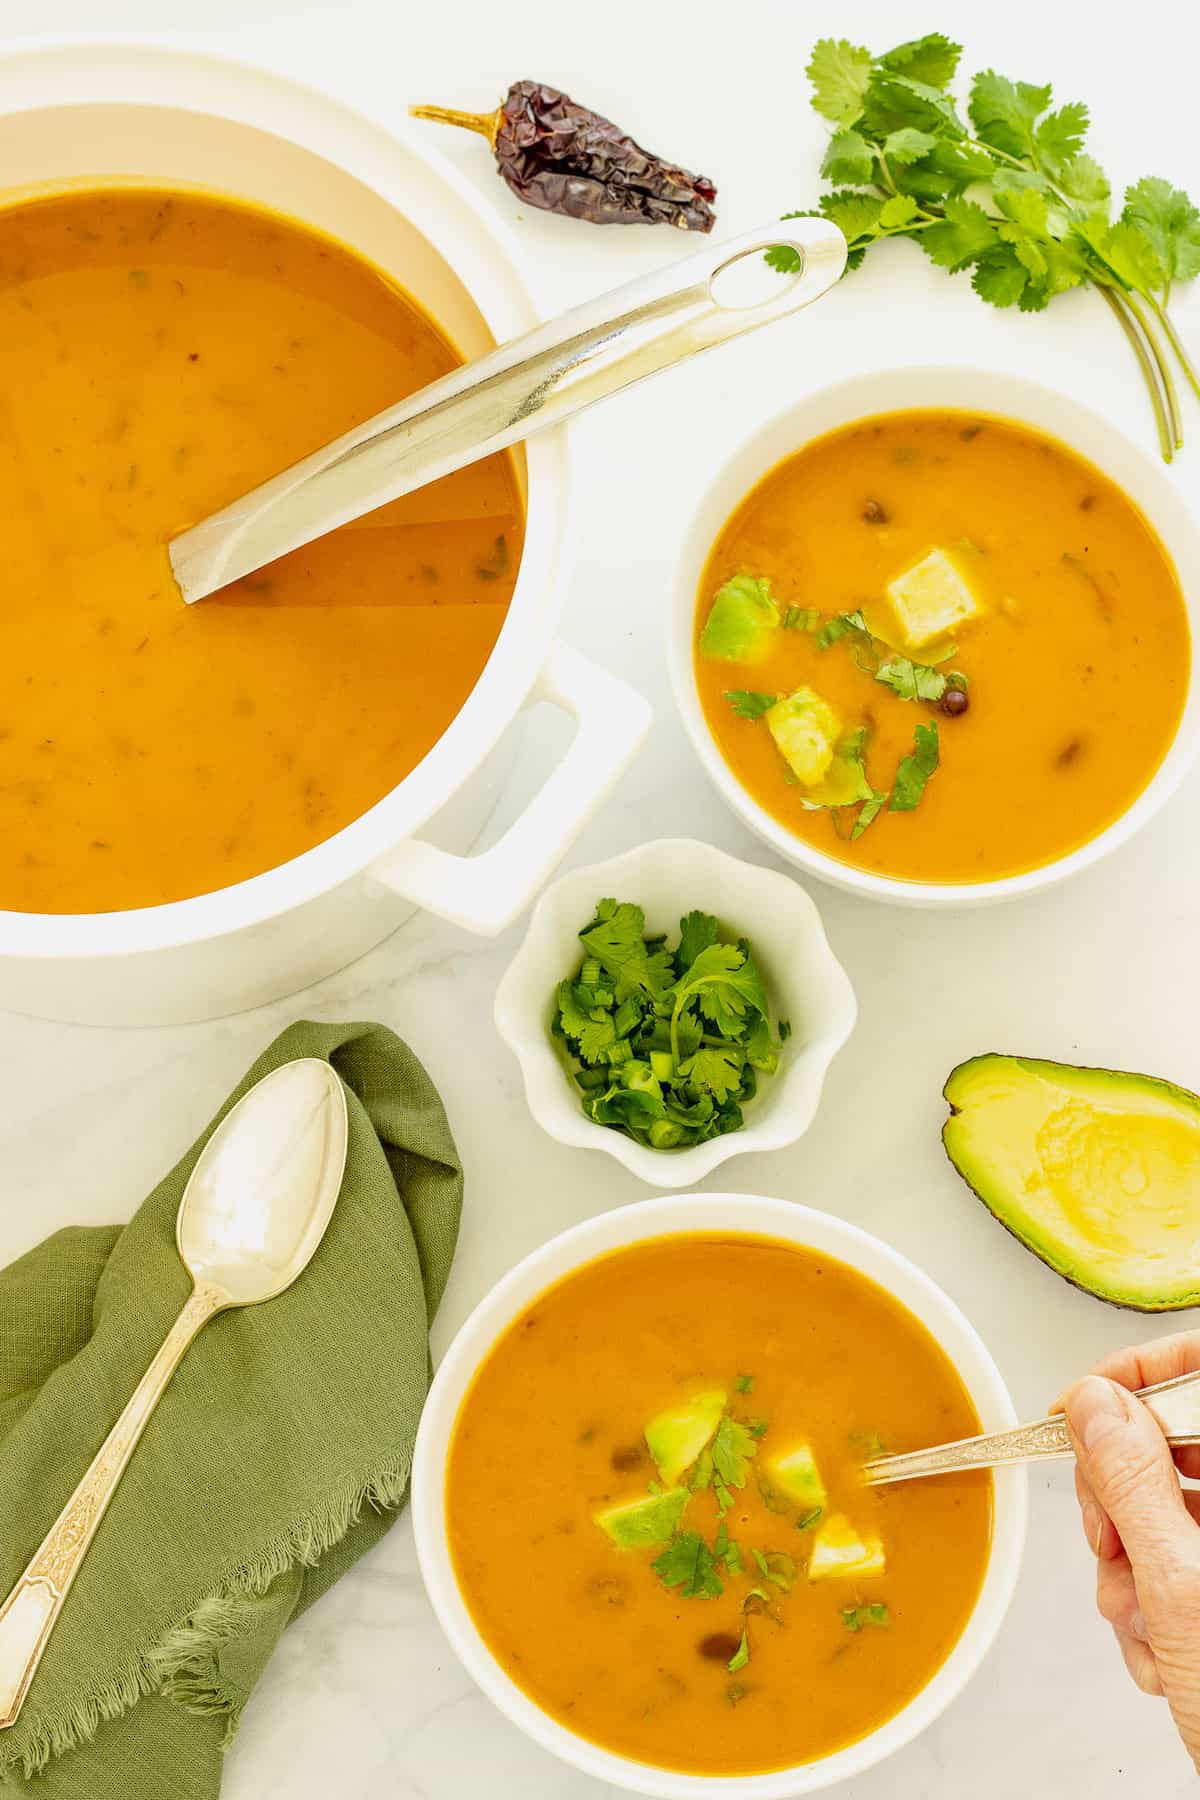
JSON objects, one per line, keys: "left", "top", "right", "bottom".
{"left": 669, "top": 366, "right": 1200, "bottom": 907}
{"left": 413, "top": 1191, "right": 1027, "bottom": 1797}
{"left": 0, "top": 40, "right": 651, "bottom": 1024}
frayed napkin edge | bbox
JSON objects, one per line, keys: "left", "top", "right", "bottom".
{"left": 0, "top": 1449, "right": 412, "bottom": 1782}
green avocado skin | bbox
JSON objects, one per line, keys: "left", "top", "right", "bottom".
{"left": 942, "top": 1053, "right": 1200, "bottom": 1314}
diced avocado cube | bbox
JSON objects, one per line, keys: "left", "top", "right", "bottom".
{"left": 885, "top": 548, "right": 979, "bottom": 649}
{"left": 767, "top": 1442, "right": 827, "bottom": 1511}
{"left": 807, "top": 1512, "right": 886, "bottom": 1582}
{"left": 594, "top": 1486, "right": 689, "bottom": 1548}
{"left": 766, "top": 688, "right": 841, "bottom": 788}
{"left": 699, "top": 576, "right": 780, "bottom": 664}
{"left": 645, "top": 1389, "right": 726, "bottom": 1486}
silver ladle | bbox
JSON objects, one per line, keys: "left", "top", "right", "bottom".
{"left": 168, "top": 218, "right": 846, "bottom": 603}
{"left": 864, "top": 1369, "right": 1200, "bottom": 1485}
{"left": 0, "top": 1057, "right": 349, "bottom": 1730}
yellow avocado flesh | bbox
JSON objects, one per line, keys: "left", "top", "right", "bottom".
{"left": 944, "top": 1055, "right": 1200, "bottom": 1310}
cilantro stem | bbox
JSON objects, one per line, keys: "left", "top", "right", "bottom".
{"left": 1147, "top": 293, "right": 1200, "bottom": 406}
{"left": 1096, "top": 284, "right": 1174, "bottom": 462}
{"left": 1122, "top": 289, "right": 1184, "bottom": 449}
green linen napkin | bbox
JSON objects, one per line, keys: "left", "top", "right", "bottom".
{"left": 0, "top": 1020, "right": 462, "bottom": 1798}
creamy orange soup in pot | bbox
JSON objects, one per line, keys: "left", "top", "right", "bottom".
{"left": 0, "top": 185, "right": 524, "bottom": 912}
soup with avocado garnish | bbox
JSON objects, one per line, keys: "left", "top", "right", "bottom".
{"left": 694, "top": 410, "right": 1189, "bottom": 884}
{"left": 445, "top": 1233, "right": 992, "bottom": 1776}
{"left": 0, "top": 184, "right": 523, "bottom": 913}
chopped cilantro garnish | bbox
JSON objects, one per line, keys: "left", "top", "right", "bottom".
{"left": 783, "top": 605, "right": 819, "bottom": 631}
{"left": 747, "top": 1418, "right": 769, "bottom": 1439}
{"left": 890, "top": 720, "right": 940, "bottom": 811}
{"left": 760, "top": 1550, "right": 797, "bottom": 1591}
{"left": 724, "top": 689, "right": 778, "bottom": 720}
{"left": 714, "top": 1520, "right": 745, "bottom": 1574}
{"left": 712, "top": 1415, "right": 759, "bottom": 1491}
{"left": 815, "top": 609, "right": 871, "bottom": 652}
{"left": 876, "top": 655, "right": 949, "bottom": 703}
{"left": 552, "top": 903, "right": 787, "bottom": 1151}
{"left": 796, "top": 1505, "right": 824, "bottom": 1533}
{"left": 727, "top": 1628, "right": 751, "bottom": 1673}
{"left": 841, "top": 1602, "right": 890, "bottom": 1632}
{"left": 652, "top": 1531, "right": 724, "bottom": 1599}
{"left": 735, "top": 1374, "right": 754, "bottom": 1394}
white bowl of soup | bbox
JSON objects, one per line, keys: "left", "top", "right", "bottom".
{"left": 0, "top": 42, "right": 650, "bottom": 1023}
{"left": 413, "top": 1192, "right": 1026, "bottom": 1796}
{"left": 668, "top": 367, "right": 1199, "bottom": 907}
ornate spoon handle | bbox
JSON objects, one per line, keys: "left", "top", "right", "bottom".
{"left": 864, "top": 1368, "right": 1200, "bottom": 1486}
{"left": 0, "top": 1282, "right": 226, "bottom": 1729}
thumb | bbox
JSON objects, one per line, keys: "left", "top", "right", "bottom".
{"left": 1065, "top": 1376, "right": 1195, "bottom": 1579}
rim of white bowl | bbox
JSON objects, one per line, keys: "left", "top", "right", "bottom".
{"left": 493, "top": 839, "right": 857, "bottom": 1186}
{"left": 413, "top": 1192, "right": 1028, "bottom": 1797}
{"left": 0, "top": 35, "right": 568, "bottom": 957}
{"left": 668, "top": 364, "right": 1200, "bottom": 908}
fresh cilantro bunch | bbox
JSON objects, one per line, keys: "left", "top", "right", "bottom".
{"left": 551, "top": 899, "right": 789, "bottom": 1150}
{"left": 770, "top": 32, "right": 1200, "bottom": 460}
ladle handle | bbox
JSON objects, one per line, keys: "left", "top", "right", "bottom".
{"left": 0, "top": 1282, "right": 225, "bottom": 1730}
{"left": 169, "top": 218, "right": 847, "bottom": 601}
{"left": 863, "top": 1368, "right": 1200, "bottom": 1486}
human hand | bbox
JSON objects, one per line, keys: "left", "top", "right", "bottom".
{"left": 1062, "top": 1333, "right": 1200, "bottom": 1768}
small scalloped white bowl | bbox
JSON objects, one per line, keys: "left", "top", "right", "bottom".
{"left": 493, "top": 839, "right": 856, "bottom": 1186}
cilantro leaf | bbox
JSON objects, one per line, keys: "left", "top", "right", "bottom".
{"left": 735, "top": 1374, "right": 754, "bottom": 1393}
{"left": 652, "top": 1531, "right": 723, "bottom": 1600}
{"left": 883, "top": 125, "right": 938, "bottom": 164}
{"left": 1034, "top": 101, "right": 1089, "bottom": 172}
{"left": 1122, "top": 178, "right": 1200, "bottom": 288}
{"left": 842, "top": 1602, "right": 890, "bottom": 1632}
{"left": 676, "top": 909, "right": 719, "bottom": 972}
{"left": 1058, "top": 155, "right": 1110, "bottom": 206}
{"left": 723, "top": 689, "right": 777, "bottom": 720}
{"left": 821, "top": 129, "right": 874, "bottom": 186}
{"left": 920, "top": 195, "right": 998, "bottom": 269}
{"left": 556, "top": 980, "right": 616, "bottom": 1065}
{"left": 876, "top": 656, "right": 947, "bottom": 703}
{"left": 890, "top": 720, "right": 940, "bottom": 812}
{"left": 968, "top": 70, "right": 1053, "bottom": 159}
{"left": 579, "top": 901, "right": 673, "bottom": 1000}
{"left": 876, "top": 33, "right": 961, "bottom": 89}
{"left": 815, "top": 609, "right": 871, "bottom": 650}
{"left": 682, "top": 1045, "right": 745, "bottom": 1103}
{"left": 783, "top": 605, "right": 819, "bottom": 631}
{"left": 727, "top": 1629, "right": 750, "bottom": 1673}
{"left": 816, "top": 189, "right": 884, "bottom": 247}
{"left": 711, "top": 1414, "right": 759, "bottom": 1491}
{"left": 806, "top": 37, "right": 873, "bottom": 126}
{"left": 850, "top": 794, "right": 885, "bottom": 841}
{"left": 972, "top": 249, "right": 1029, "bottom": 308}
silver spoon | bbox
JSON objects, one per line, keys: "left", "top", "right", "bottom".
{"left": 168, "top": 218, "right": 846, "bottom": 603}
{"left": 0, "top": 1057, "right": 349, "bottom": 1730}
{"left": 864, "top": 1369, "right": 1200, "bottom": 1486}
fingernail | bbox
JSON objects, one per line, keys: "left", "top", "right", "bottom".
{"left": 1131, "top": 1610, "right": 1148, "bottom": 1642}
{"left": 1082, "top": 1501, "right": 1105, "bottom": 1555}
{"left": 1066, "top": 1377, "right": 1129, "bottom": 1450}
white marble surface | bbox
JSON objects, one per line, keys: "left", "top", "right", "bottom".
{"left": 2, "top": 0, "right": 1200, "bottom": 1792}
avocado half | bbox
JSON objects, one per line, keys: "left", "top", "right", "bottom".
{"left": 943, "top": 1054, "right": 1200, "bottom": 1312}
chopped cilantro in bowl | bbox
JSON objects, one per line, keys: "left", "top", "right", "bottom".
{"left": 550, "top": 898, "right": 789, "bottom": 1150}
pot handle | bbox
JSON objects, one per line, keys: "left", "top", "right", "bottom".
{"left": 370, "top": 642, "right": 651, "bottom": 935}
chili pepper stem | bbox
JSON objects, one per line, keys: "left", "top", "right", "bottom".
{"left": 410, "top": 103, "right": 502, "bottom": 151}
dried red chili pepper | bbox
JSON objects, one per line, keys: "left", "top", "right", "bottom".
{"left": 412, "top": 81, "right": 717, "bottom": 232}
